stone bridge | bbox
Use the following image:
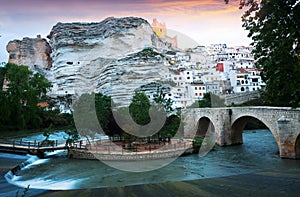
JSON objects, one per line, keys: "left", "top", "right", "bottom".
{"left": 182, "top": 107, "right": 300, "bottom": 159}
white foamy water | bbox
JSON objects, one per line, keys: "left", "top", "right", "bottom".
{"left": 4, "top": 151, "right": 84, "bottom": 190}
{"left": 6, "top": 176, "right": 85, "bottom": 190}
{"left": 44, "top": 149, "right": 67, "bottom": 157}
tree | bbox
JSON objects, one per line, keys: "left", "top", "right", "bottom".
{"left": 0, "top": 66, "right": 7, "bottom": 88}
{"left": 95, "top": 93, "right": 113, "bottom": 133}
{"left": 158, "top": 114, "right": 181, "bottom": 140}
{"left": 153, "top": 88, "right": 174, "bottom": 113}
{"left": 0, "top": 63, "right": 51, "bottom": 130}
{"left": 129, "top": 91, "right": 151, "bottom": 125}
{"left": 229, "top": 0, "right": 300, "bottom": 107}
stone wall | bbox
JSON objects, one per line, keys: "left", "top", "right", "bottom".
{"left": 222, "top": 91, "right": 261, "bottom": 106}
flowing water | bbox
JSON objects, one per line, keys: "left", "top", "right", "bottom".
{"left": 2, "top": 129, "right": 300, "bottom": 190}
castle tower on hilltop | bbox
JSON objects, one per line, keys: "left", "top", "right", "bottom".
{"left": 151, "top": 18, "right": 178, "bottom": 48}
{"left": 151, "top": 18, "right": 167, "bottom": 38}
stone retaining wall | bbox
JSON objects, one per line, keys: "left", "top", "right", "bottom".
{"left": 222, "top": 91, "right": 260, "bottom": 105}
{"left": 68, "top": 147, "right": 193, "bottom": 161}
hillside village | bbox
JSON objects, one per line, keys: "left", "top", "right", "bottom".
{"left": 135, "top": 18, "right": 265, "bottom": 109}
{"left": 147, "top": 43, "right": 265, "bottom": 109}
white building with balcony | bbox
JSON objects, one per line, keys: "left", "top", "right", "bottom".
{"left": 229, "top": 68, "right": 265, "bottom": 93}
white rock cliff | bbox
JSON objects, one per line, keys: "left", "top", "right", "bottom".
{"left": 40, "top": 17, "right": 172, "bottom": 106}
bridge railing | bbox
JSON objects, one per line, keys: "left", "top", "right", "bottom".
{"left": 0, "top": 139, "right": 60, "bottom": 149}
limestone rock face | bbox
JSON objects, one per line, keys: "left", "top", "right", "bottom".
{"left": 46, "top": 17, "right": 171, "bottom": 106}
{"left": 6, "top": 36, "right": 52, "bottom": 70}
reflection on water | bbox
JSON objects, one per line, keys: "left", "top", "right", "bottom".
{"left": 3, "top": 129, "right": 300, "bottom": 190}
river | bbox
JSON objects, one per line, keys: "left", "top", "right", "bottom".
{"left": 1, "top": 129, "right": 300, "bottom": 194}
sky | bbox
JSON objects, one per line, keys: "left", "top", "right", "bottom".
{"left": 0, "top": 0, "right": 252, "bottom": 62}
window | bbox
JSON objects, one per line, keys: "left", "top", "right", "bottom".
{"left": 187, "top": 77, "right": 190, "bottom": 80}
{"left": 195, "top": 93, "right": 198, "bottom": 96}
{"left": 195, "top": 87, "right": 197, "bottom": 90}
{"left": 174, "top": 77, "right": 177, "bottom": 80}
{"left": 241, "top": 87, "right": 245, "bottom": 92}
{"left": 187, "top": 72, "right": 190, "bottom": 74}
{"left": 252, "top": 78, "right": 258, "bottom": 82}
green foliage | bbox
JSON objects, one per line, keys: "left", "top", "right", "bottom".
{"left": 40, "top": 109, "right": 74, "bottom": 129}
{"left": 0, "top": 63, "right": 52, "bottom": 131}
{"left": 153, "top": 88, "right": 174, "bottom": 113}
{"left": 152, "top": 88, "right": 180, "bottom": 140}
{"left": 64, "top": 129, "right": 79, "bottom": 147}
{"left": 72, "top": 92, "right": 122, "bottom": 137}
{"left": 139, "top": 47, "right": 164, "bottom": 58}
{"left": 40, "top": 94, "right": 75, "bottom": 129}
{"left": 199, "top": 93, "right": 211, "bottom": 107}
{"left": 158, "top": 114, "right": 181, "bottom": 139}
{"left": 95, "top": 93, "right": 113, "bottom": 133}
{"left": 0, "top": 67, "right": 7, "bottom": 88}
{"left": 188, "top": 93, "right": 211, "bottom": 108}
{"left": 242, "top": 0, "right": 300, "bottom": 107}
{"left": 129, "top": 91, "right": 151, "bottom": 125}
{"left": 192, "top": 136, "right": 205, "bottom": 153}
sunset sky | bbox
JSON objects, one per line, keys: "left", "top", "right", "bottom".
{"left": 0, "top": 0, "right": 252, "bottom": 62}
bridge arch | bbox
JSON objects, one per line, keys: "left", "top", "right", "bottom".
{"left": 231, "top": 115, "right": 280, "bottom": 150}
{"left": 196, "top": 116, "right": 215, "bottom": 138}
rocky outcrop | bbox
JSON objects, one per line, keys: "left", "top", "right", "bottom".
{"left": 46, "top": 17, "right": 172, "bottom": 106}
{"left": 6, "top": 35, "right": 52, "bottom": 70}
